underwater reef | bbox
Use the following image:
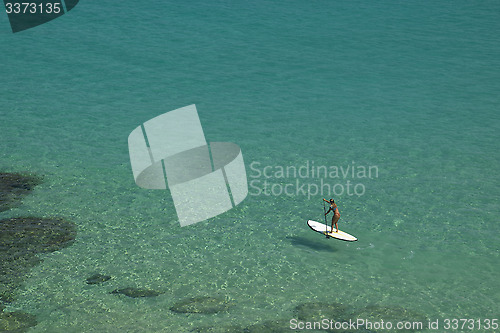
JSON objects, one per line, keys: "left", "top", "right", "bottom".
{"left": 0, "top": 172, "right": 77, "bottom": 331}
{"left": 0, "top": 308, "right": 38, "bottom": 333}
{"left": 184, "top": 299, "right": 425, "bottom": 332}
{"left": 0, "top": 216, "right": 77, "bottom": 303}
{"left": 86, "top": 273, "right": 112, "bottom": 285}
{"left": 295, "top": 301, "right": 352, "bottom": 322}
{"left": 0, "top": 173, "right": 42, "bottom": 213}
{"left": 110, "top": 287, "right": 163, "bottom": 298}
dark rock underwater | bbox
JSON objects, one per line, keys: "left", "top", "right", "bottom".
{"left": 1, "top": 172, "right": 77, "bottom": 331}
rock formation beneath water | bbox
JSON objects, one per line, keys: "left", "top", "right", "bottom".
{"left": 294, "top": 301, "right": 352, "bottom": 323}
{"left": 0, "top": 172, "right": 76, "bottom": 332}
{"left": 110, "top": 288, "right": 163, "bottom": 298}
{"left": 86, "top": 274, "right": 112, "bottom": 285}
{"left": 0, "top": 217, "right": 77, "bottom": 303}
{"left": 0, "top": 309, "right": 38, "bottom": 332}
{"left": 0, "top": 173, "right": 42, "bottom": 212}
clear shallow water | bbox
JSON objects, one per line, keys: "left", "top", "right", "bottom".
{"left": 1, "top": 0, "right": 499, "bottom": 332}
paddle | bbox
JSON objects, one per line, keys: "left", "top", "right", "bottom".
{"left": 323, "top": 200, "right": 329, "bottom": 238}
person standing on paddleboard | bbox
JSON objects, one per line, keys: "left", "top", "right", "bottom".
{"left": 323, "top": 198, "right": 340, "bottom": 233}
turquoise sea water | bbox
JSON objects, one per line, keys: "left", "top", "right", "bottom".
{"left": 1, "top": 1, "right": 499, "bottom": 332}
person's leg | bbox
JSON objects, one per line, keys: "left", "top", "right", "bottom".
{"left": 332, "top": 214, "right": 340, "bottom": 232}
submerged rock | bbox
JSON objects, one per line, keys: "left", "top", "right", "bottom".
{"left": 170, "top": 296, "right": 231, "bottom": 314}
{"left": 0, "top": 311, "right": 37, "bottom": 332}
{"left": 111, "top": 288, "right": 162, "bottom": 298}
{"left": 295, "top": 301, "right": 351, "bottom": 322}
{"left": 0, "top": 217, "right": 76, "bottom": 303}
{"left": 0, "top": 254, "right": 42, "bottom": 303}
{"left": 0, "top": 173, "right": 42, "bottom": 212}
{"left": 86, "top": 274, "right": 111, "bottom": 285}
{"left": 0, "top": 217, "right": 76, "bottom": 255}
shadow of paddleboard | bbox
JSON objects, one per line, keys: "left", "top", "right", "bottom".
{"left": 286, "top": 236, "right": 337, "bottom": 252}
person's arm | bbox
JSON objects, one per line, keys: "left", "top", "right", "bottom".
{"left": 323, "top": 198, "right": 329, "bottom": 202}
{"left": 325, "top": 207, "right": 332, "bottom": 215}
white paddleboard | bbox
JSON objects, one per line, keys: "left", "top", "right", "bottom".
{"left": 307, "top": 220, "right": 358, "bottom": 242}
